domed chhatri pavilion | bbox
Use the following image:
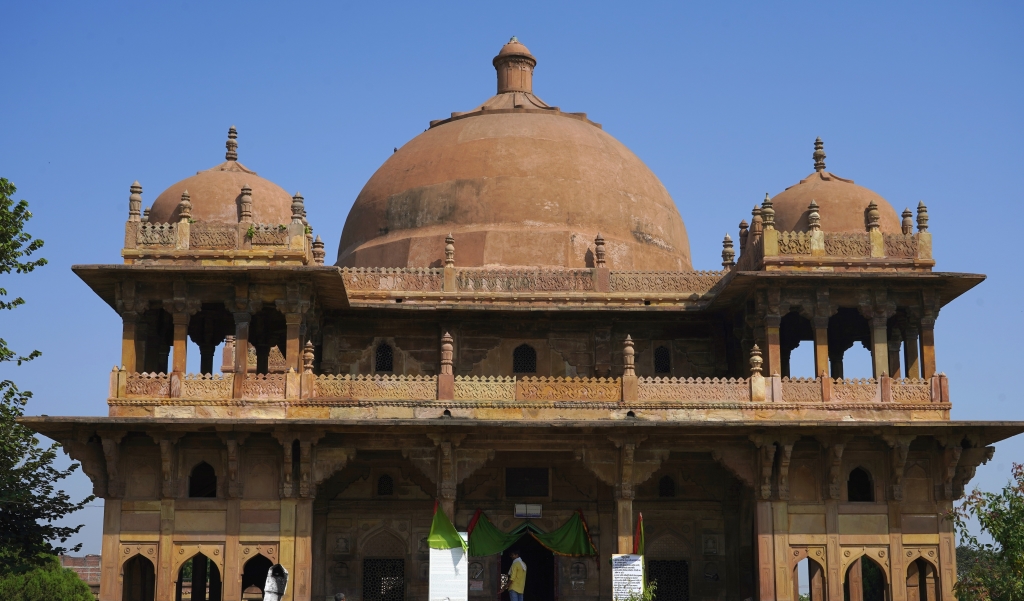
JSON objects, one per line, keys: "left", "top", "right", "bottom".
{"left": 24, "top": 39, "right": 1023, "bottom": 601}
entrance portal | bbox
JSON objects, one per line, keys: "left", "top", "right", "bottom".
{"left": 501, "top": 534, "right": 554, "bottom": 601}
{"left": 648, "top": 560, "right": 690, "bottom": 601}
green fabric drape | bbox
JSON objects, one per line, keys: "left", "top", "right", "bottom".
{"left": 467, "top": 510, "right": 597, "bottom": 557}
{"left": 427, "top": 503, "right": 467, "bottom": 551}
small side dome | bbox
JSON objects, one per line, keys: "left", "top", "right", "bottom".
{"left": 147, "top": 127, "right": 294, "bottom": 225}
{"left": 770, "top": 138, "right": 901, "bottom": 234}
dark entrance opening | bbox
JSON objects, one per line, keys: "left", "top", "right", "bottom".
{"left": 363, "top": 558, "right": 404, "bottom": 601}
{"left": 122, "top": 554, "right": 155, "bottom": 601}
{"left": 241, "top": 553, "right": 274, "bottom": 599}
{"left": 501, "top": 534, "right": 554, "bottom": 601}
{"left": 648, "top": 560, "right": 690, "bottom": 601}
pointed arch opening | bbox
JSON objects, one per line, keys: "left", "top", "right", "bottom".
{"left": 847, "top": 467, "right": 874, "bottom": 502}
{"left": 122, "top": 554, "right": 155, "bottom": 601}
{"left": 793, "top": 556, "right": 825, "bottom": 601}
{"left": 188, "top": 461, "right": 217, "bottom": 498}
{"left": 176, "top": 553, "right": 222, "bottom": 601}
{"left": 844, "top": 556, "right": 887, "bottom": 601}
{"left": 241, "top": 553, "right": 274, "bottom": 600}
{"left": 906, "top": 557, "right": 938, "bottom": 601}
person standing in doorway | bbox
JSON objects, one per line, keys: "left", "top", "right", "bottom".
{"left": 508, "top": 549, "right": 527, "bottom": 601}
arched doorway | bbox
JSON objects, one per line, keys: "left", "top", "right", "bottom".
{"left": 176, "top": 553, "right": 222, "bottom": 601}
{"left": 844, "top": 556, "right": 887, "bottom": 601}
{"left": 792, "top": 557, "right": 825, "bottom": 601}
{"left": 500, "top": 534, "right": 554, "bottom": 601}
{"left": 906, "top": 558, "right": 938, "bottom": 601}
{"left": 122, "top": 554, "right": 155, "bottom": 601}
{"left": 241, "top": 553, "right": 274, "bottom": 600}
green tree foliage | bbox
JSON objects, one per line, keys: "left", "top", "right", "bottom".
{"left": 0, "top": 178, "right": 93, "bottom": 571}
{"left": 951, "top": 462, "right": 1024, "bottom": 601}
{"left": 0, "top": 555, "right": 95, "bottom": 601}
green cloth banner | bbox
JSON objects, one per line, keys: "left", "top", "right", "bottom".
{"left": 467, "top": 509, "right": 597, "bottom": 557}
{"left": 427, "top": 502, "right": 467, "bottom": 552}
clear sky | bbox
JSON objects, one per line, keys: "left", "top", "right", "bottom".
{"left": 2, "top": 1, "right": 1022, "bottom": 554}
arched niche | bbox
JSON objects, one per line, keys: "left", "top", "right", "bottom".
{"left": 847, "top": 467, "right": 875, "bottom": 502}
{"left": 175, "top": 552, "right": 222, "bottom": 601}
{"left": 244, "top": 455, "right": 280, "bottom": 499}
{"left": 790, "top": 547, "right": 826, "bottom": 601}
{"left": 906, "top": 556, "right": 939, "bottom": 601}
{"left": 189, "top": 461, "right": 218, "bottom": 498}
{"left": 241, "top": 553, "right": 275, "bottom": 599}
{"left": 842, "top": 550, "right": 890, "bottom": 601}
{"left": 361, "top": 527, "right": 407, "bottom": 557}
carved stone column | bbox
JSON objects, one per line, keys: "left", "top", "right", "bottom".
{"left": 276, "top": 282, "right": 311, "bottom": 373}
{"left": 403, "top": 435, "right": 493, "bottom": 525}
{"left": 232, "top": 313, "right": 251, "bottom": 398}
{"left": 824, "top": 442, "right": 846, "bottom": 601}
{"left": 919, "top": 317, "right": 937, "bottom": 379}
{"left": 904, "top": 324, "right": 921, "bottom": 379}
{"left": 812, "top": 315, "right": 829, "bottom": 378}
{"left": 121, "top": 311, "right": 139, "bottom": 372}
{"left": 888, "top": 330, "right": 903, "bottom": 379}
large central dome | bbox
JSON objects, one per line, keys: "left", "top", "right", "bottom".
{"left": 336, "top": 38, "right": 692, "bottom": 270}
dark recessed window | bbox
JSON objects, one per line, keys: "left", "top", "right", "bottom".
{"left": 847, "top": 467, "right": 874, "bottom": 502}
{"left": 377, "top": 474, "right": 394, "bottom": 496}
{"left": 189, "top": 462, "right": 217, "bottom": 498}
{"left": 375, "top": 343, "right": 394, "bottom": 372}
{"left": 512, "top": 344, "right": 537, "bottom": 374}
{"left": 659, "top": 475, "right": 676, "bottom": 498}
{"left": 505, "top": 468, "right": 548, "bottom": 497}
{"left": 654, "top": 346, "right": 672, "bottom": 374}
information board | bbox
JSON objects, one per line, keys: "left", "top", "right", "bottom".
{"left": 429, "top": 533, "right": 469, "bottom": 601}
{"left": 612, "top": 554, "right": 644, "bottom": 601}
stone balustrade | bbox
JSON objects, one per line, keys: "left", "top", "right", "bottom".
{"left": 109, "top": 368, "right": 949, "bottom": 417}
{"left": 123, "top": 220, "right": 312, "bottom": 264}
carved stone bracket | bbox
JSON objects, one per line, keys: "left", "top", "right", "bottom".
{"left": 940, "top": 444, "right": 962, "bottom": 500}
{"left": 576, "top": 437, "right": 668, "bottom": 500}
{"left": 953, "top": 446, "right": 995, "bottom": 500}
{"left": 827, "top": 443, "right": 846, "bottom": 500}
{"left": 217, "top": 433, "right": 251, "bottom": 499}
{"left": 162, "top": 280, "right": 201, "bottom": 316}
{"left": 709, "top": 445, "right": 757, "bottom": 489}
{"left": 61, "top": 435, "right": 108, "bottom": 498}
{"left": 275, "top": 281, "right": 312, "bottom": 315}
{"left": 273, "top": 429, "right": 325, "bottom": 498}
{"left": 313, "top": 447, "right": 356, "bottom": 490}
{"left": 751, "top": 438, "right": 777, "bottom": 500}
{"left": 883, "top": 435, "right": 916, "bottom": 501}
{"left": 100, "top": 431, "right": 128, "bottom": 499}
{"left": 148, "top": 433, "right": 183, "bottom": 499}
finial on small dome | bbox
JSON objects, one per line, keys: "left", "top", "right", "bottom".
{"left": 493, "top": 36, "right": 536, "bottom": 95}
{"left": 916, "top": 201, "right": 929, "bottom": 232}
{"left": 178, "top": 190, "right": 192, "bottom": 222}
{"left": 808, "top": 200, "right": 821, "bottom": 231}
{"left": 312, "top": 235, "right": 326, "bottom": 265}
{"left": 721, "top": 234, "right": 735, "bottom": 268}
{"left": 444, "top": 233, "right": 455, "bottom": 267}
{"left": 226, "top": 126, "right": 238, "bottom": 161}
{"left": 291, "top": 192, "right": 305, "bottom": 224}
{"left": 866, "top": 200, "right": 880, "bottom": 232}
{"left": 239, "top": 185, "right": 253, "bottom": 223}
{"left": 813, "top": 137, "right": 826, "bottom": 172}
{"left": 128, "top": 181, "right": 142, "bottom": 222}
{"left": 761, "top": 193, "right": 775, "bottom": 230}
{"left": 901, "top": 208, "right": 913, "bottom": 234}
{"left": 594, "top": 233, "right": 606, "bottom": 267}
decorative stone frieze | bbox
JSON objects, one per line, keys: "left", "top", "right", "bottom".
{"left": 636, "top": 377, "right": 748, "bottom": 403}
{"left": 516, "top": 376, "right": 621, "bottom": 401}
{"left": 453, "top": 376, "right": 515, "bottom": 401}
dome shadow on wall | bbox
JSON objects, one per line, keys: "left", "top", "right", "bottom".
{"left": 336, "top": 38, "right": 693, "bottom": 271}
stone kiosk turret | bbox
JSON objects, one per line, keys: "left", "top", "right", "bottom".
{"left": 22, "top": 40, "right": 1024, "bottom": 601}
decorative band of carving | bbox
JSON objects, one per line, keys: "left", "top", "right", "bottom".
{"left": 777, "top": 231, "right": 811, "bottom": 255}
{"left": 312, "top": 374, "right": 437, "bottom": 401}
{"left": 891, "top": 378, "right": 931, "bottom": 403}
{"left": 637, "top": 376, "right": 748, "bottom": 402}
{"left": 242, "top": 373, "right": 285, "bottom": 399}
{"left": 516, "top": 377, "right": 621, "bottom": 401}
{"left": 824, "top": 233, "right": 870, "bottom": 257}
{"left": 454, "top": 376, "right": 516, "bottom": 401}
{"left": 832, "top": 378, "right": 879, "bottom": 403}
{"left": 248, "top": 224, "right": 288, "bottom": 246}
{"left": 138, "top": 223, "right": 176, "bottom": 246}
{"left": 609, "top": 271, "right": 725, "bottom": 294}
{"left": 182, "top": 373, "right": 233, "bottom": 399}
{"left": 341, "top": 268, "right": 443, "bottom": 292}
{"left": 126, "top": 372, "right": 170, "bottom": 398}
{"left": 190, "top": 223, "right": 237, "bottom": 249}
{"left": 457, "top": 269, "right": 595, "bottom": 293}
{"left": 883, "top": 234, "right": 918, "bottom": 258}
{"left": 780, "top": 377, "right": 821, "bottom": 403}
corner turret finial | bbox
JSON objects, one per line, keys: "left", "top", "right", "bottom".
{"left": 749, "top": 344, "right": 763, "bottom": 376}
{"left": 226, "top": 126, "right": 238, "bottom": 161}
{"left": 761, "top": 193, "right": 775, "bottom": 230}
{"left": 312, "top": 235, "right": 326, "bottom": 265}
{"left": 178, "top": 190, "right": 192, "bottom": 222}
{"left": 721, "top": 234, "right": 735, "bottom": 268}
{"left": 128, "top": 181, "right": 143, "bottom": 222}
{"left": 813, "top": 137, "right": 826, "bottom": 172}
{"left": 291, "top": 192, "right": 305, "bottom": 224}
{"left": 444, "top": 233, "right": 455, "bottom": 267}
{"left": 901, "top": 208, "right": 913, "bottom": 234}
{"left": 808, "top": 201, "right": 821, "bottom": 231}
{"left": 594, "top": 233, "right": 606, "bottom": 267}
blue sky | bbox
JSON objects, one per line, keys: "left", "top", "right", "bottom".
{"left": 2, "top": 1, "right": 1022, "bottom": 554}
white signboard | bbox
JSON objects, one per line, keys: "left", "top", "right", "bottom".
{"left": 429, "top": 533, "right": 469, "bottom": 601}
{"left": 612, "top": 554, "right": 644, "bottom": 601}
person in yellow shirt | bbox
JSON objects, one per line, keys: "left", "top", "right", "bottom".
{"left": 507, "top": 549, "right": 527, "bottom": 601}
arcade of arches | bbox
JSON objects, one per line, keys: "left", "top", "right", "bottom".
{"left": 86, "top": 427, "right": 988, "bottom": 601}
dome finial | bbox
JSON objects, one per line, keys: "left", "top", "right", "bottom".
{"left": 813, "top": 137, "right": 826, "bottom": 172}
{"left": 493, "top": 37, "right": 536, "bottom": 95}
{"left": 226, "top": 126, "right": 238, "bottom": 161}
